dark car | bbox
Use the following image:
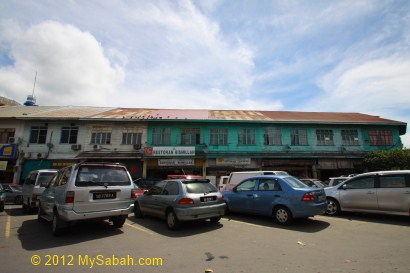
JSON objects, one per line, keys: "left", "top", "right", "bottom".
{"left": 134, "top": 178, "right": 226, "bottom": 230}
{"left": 1, "top": 184, "right": 23, "bottom": 204}
{"left": 133, "top": 178, "right": 161, "bottom": 190}
{"left": 223, "top": 175, "right": 327, "bottom": 225}
{"left": 0, "top": 184, "right": 5, "bottom": 212}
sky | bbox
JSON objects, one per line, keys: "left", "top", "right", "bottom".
{"left": 0, "top": 0, "right": 409, "bottom": 146}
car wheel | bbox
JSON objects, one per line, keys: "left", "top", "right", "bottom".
{"left": 224, "top": 201, "right": 230, "bottom": 215}
{"left": 24, "top": 198, "right": 32, "bottom": 214}
{"left": 326, "top": 198, "right": 340, "bottom": 216}
{"left": 112, "top": 216, "right": 127, "bottom": 228}
{"left": 134, "top": 202, "right": 144, "bottom": 218}
{"left": 166, "top": 209, "right": 180, "bottom": 230}
{"left": 210, "top": 216, "right": 221, "bottom": 223}
{"left": 37, "top": 202, "right": 46, "bottom": 222}
{"left": 273, "top": 206, "right": 293, "bottom": 225}
{"left": 52, "top": 211, "right": 65, "bottom": 236}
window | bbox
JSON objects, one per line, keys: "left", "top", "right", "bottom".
{"left": 290, "top": 129, "right": 307, "bottom": 145}
{"left": 60, "top": 126, "right": 78, "bottom": 144}
{"left": 379, "top": 175, "right": 407, "bottom": 188}
{"left": 29, "top": 126, "right": 48, "bottom": 144}
{"left": 162, "top": 181, "right": 180, "bottom": 195}
{"left": 147, "top": 181, "right": 167, "bottom": 195}
{"left": 342, "top": 130, "right": 359, "bottom": 145}
{"left": 0, "top": 128, "right": 15, "bottom": 143}
{"left": 368, "top": 130, "right": 393, "bottom": 146}
{"left": 122, "top": 127, "right": 142, "bottom": 144}
{"left": 152, "top": 128, "right": 171, "bottom": 145}
{"left": 345, "top": 177, "right": 375, "bottom": 189}
{"left": 264, "top": 128, "right": 282, "bottom": 145}
{"left": 258, "top": 179, "right": 281, "bottom": 191}
{"left": 91, "top": 127, "right": 112, "bottom": 144}
{"left": 210, "top": 128, "right": 228, "bottom": 145}
{"left": 236, "top": 179, "right": 257, "bottom": 191}
{"left": 316, "top": 129, "right": 334, "bottom": 145}
{"left": 181, "top": 128, "right": 200, "bottom": 145}
{"left": 238, "top": 128, "right": 255, "bottom": 145}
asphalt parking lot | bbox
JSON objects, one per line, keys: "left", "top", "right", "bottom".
{"left": 0, "top": 204, "right": 409, "bottom": 273}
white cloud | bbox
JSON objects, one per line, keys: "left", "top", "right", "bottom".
{"left": 0, "top": 21, "right": 125, "bottom": 106}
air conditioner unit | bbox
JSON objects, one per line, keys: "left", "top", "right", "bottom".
{"left": 8, "top": 137, "right": 17, "bottom": 144}
{"left": 23, "top": 152, "right": 31, "bottom": 159}
{"left": 71, "top": 144, "right": 82, "bottom": 150}
{"left": 133, "top": 144, "right": 142, "bottom": 150}
{"left": 37, "top": 152, "right": 48, "bottom": 159}
{"left": 93, "top": 144, "right": 102, "bottom": 150}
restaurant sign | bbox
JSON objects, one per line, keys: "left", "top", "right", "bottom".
{"left": 216, "top": 158, "right": 251, "bottom": 166}
{"left": 144, "top": 146, "right": 195, "bottom": 157}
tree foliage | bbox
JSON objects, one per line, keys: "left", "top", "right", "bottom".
{"left": 363, "top": 148, "right": 410, "bottom": 171}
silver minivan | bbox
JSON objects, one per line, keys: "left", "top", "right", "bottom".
{"left": 325, "top": 170, "right": 410, "bottom": 217}
{"left": 38, "top": 162, "right": 135, "bottom": 236}
{"left": 22, "top": 169, "right": 57, "bottom": 213}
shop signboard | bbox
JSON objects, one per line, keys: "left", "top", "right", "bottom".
{"left": 216, "top": 158, "right": 251, "bottom": 166}
{"left": 144, "top": 146, "right": 195, "bottom": 157}
{"left": 0, "top": 144, "right": 16, "bottom": 158}
{"left": 158, "top": 159, "right": 195, "bottom": 166}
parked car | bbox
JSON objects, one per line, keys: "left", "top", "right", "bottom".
{"left": 223, "top": 175, "right": 327, "bottom": 225}
{"left": 134, "top": 178, "right": 226, "bottom": 230}
{"left": 0, "top": 184, "right": 5, "bottom": 212}
{"left": 328, "top": 176, "right": 350, "bottom": 187}
{"left": 299, "top": 178, "right": 325, "bottom": 188}
{"left": 223, "top": 170, "right": 289, "bottom": 191}
{"left": 1, "top": 184, "right": 23, "bottom": 204}
{"left": 22, "top": 169, "right": 58, "bottom": 213}
{"left": 133, "top": 178, "right": 161, "bottom": 190}
{"left": 38, "top": 162, "right": 135, "bottom": 236}
{"left": 325, "top": 170, "right": 410, "bottom": 217}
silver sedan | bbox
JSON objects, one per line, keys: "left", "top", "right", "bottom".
{"left": 134, "top": 178, "right": 226, "bottom": 230}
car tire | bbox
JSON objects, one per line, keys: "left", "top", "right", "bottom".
{"left": 37, "top": 202, "right": 46, "bottom": 222}
{"left": 210, "top": 216, "right": 221, "bottom": 223}
{"left": 24, "top": 198, "right": 32, "bottom": 214}
{"left": 326, "top": 198, "right": 340, "bottom": 216}
{"left": 52, "top": 210, "right": 65, "bottom": 236}
{"left": 273, "top": 206, "right": 293, "bottom": 225}
{"left": 134, "top": 202, "right": 144, "bottom": 218}
{"left": 166, "top": 209, "right": 180, "bottom": 230}
{"left": 112, "top": 216, "right": 127, "bottom": 228}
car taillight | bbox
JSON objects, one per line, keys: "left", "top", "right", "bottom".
{"left": 220, "top": 194, "right": 224, "bottom": 201}
{"left": 65, "top": 191, "right": 75, "bottom": 203}
{"left": 131, "top": 189, "right": 137, "bottom": 200}
{"left": 301, "top": 192, "right": 314, "bottom": 202}
{"left": 178, "top": 198, "right": 194, "bottom": 205}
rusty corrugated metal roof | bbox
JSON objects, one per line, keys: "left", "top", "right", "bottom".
{"left": 0, "top": 106, "right": 405, "bottom": 126}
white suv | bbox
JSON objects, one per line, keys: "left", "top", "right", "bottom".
{"left": 38, "top": 162, "right": 135, "bottom": 236}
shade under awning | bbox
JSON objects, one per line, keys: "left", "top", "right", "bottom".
{"left": 75, "top": 152, "right": 142, "bottom": 159}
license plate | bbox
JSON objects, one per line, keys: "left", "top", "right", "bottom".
{"left": 93, "top": 192, "right": 116, "bottom": 200}
{"left": 200, "top": 196, "right": 216, "bottom": 202}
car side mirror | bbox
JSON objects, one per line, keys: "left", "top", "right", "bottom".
{"left": 232, "top": 187, "right": 237, "bottom": 192}
{"left": 341, "top": 184, "right": 347, "bottom": 190}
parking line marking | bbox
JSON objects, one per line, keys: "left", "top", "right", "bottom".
{"left": 222, "top": 218, "right": 272, "bottom": 229}
{"left": 5, "top": 207, "right": 11, "bottom": 239}
{"left": 125, "top": 222, "right": 155, "bottom": 235}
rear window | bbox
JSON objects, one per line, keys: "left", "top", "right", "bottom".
{"left": 75, "top": 166, "right": 131, "bottom": 187}
{"left": 37, "top": 172, "right": 56, "bottom": 187}
{"left": 283, "top": 176, "right": 309, "bottom": 188}
{"left": 184, "top": 180, "right": 218, "bottom": 194}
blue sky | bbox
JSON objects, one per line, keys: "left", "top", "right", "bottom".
{"left": 1, "top": 0, "right": 409, "bottom": 146}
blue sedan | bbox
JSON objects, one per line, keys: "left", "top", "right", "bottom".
{"left": 223, "top": 175, "right": 327, "bottom": 225}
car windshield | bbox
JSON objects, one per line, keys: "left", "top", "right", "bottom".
{"left": 75, "top": 166, "right": 131, "bottom": 187}
{"left": 184, "top": 181, "right": 218, "bottom": 194}
{"left": 284, "top": 176, "right": 310, "bottom": 188}
{"left": 38, "top": 173, "right": 56, "bottom": 187}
